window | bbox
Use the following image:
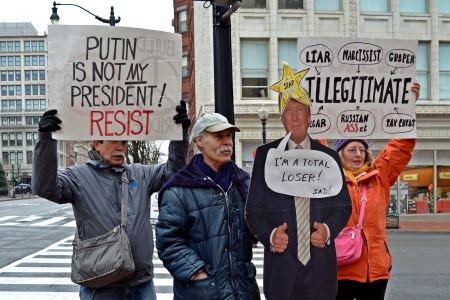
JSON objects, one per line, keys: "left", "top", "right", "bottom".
{"left": 39, "top": 70, "right": 45, "bottom": 80}
{"left": 242, "top": 0, "right": 266, "bottom": 8}
{"left": 7, "top": 42, "right": 13, "bottom": 52}
{"left": 33, "top": 99, "right": 39, "bottom": 109}
{"left": 439, "top": 43, "right": 450, "bottom": 99}
{"left": 39, "top": 55, "right": 45, "bottom": 66}
{"left": 32, "top": 56, "right": 38, "bottom": 66}
{"left": 8, "top": 86, "right": 14, "bottom": 96}
{"left": 2, "top": 133, "right": 8, "bottom": 147}
{"left": 9, "top": 133, "right": 16, "bottom": 146}
{"left": 24, "top": 41, "right": 30, "bottom": 51}
{"left": 40, "top": 85, "right": 45, "bottom": 95}
{"left": 33, "top": 85, "right": 39, "bottom": 95}
{"left": 360, "top": 0, "right": 388, "bottom": 12}
{"left": 2, "top": 152, "right": 9, "bottom": 165}
{"left": 1, "top": 86, "right": 6, "bottom": 96}
{"left": 1, "top": 100, "right": 6, "bottom": 110}
{"left": 25, "top": 71, "right": 31, "bottom": 81}
{"left": 10, "top": 152, "right": 16, "bottom": 165}
{"left": 1, "top": 71, "right": 5, "bottom": 81}
{"left": 25, "top": 85, "right": 31, "bottom": 95}
{"left": 16, "top": 86, "right": 21, "bottom": 96}
{"left": 33, "top": 116, "right": 40, "bottom": 124}
{"left": 39, "top": 41, "right": 45, "bottom": 51}
{"left": 182, "top": 55, "right": 188, "bottom": 77}
{"left": 26, "top": 133, "right": 34, "bottom": 146}
{"left": 8, "top": 56, "right": 13, "bottom": 66}
{"left": 27, "top": 151, "right": 33, "bottom": 164}
{"left": 15, "top": 71, "right": 21, "bottom": 81}
{"left": 40, "top": 99, "right": 46, "bottom": 110}
{"left": 315, "top": 0, "right": 340, "bottom": 10}
{"left": 16, "top": 100, "right": 22, "bottom": 111}
{"left": 17, "top": 133, "right": 23, "bottom": 147}
{"left": 0, "top": 42, "right": 5, "bottom": 52}
{"left": 400, "top": 0, "right": 427, "bottom": 13}
{"left": 1, "top": 56, "right": 6, "bottom": 66}
{"left": 17, "top": 152, "right": 23, "bottom": 165}
{"left": 179, "top": 10, "right": 187, "bottom": 32}
{"left": 32, "top": 70, "right": 38, "bottom": 81}
{"left": 25, "top": 56, "right": 30, "bottom": 66}
{"left": 439, "top": 0, "right": 450, "bottom": 13}
{"left": 15, "top": 41, "right": 20, "bottom": 52}
{"left": 1, "top": 117, "right": 7, "bottom": 126}
{"left": 278, "top": 40, "right": 298, "bottom": 78}
{"left": 241, "top": 40, "right": 268, "bottom": 98}
{"left": 15, "top": 56, "right": 20, "bottom": 66}
{"left": 25, "top": 100, "right": 31, "bottom": 110}
{"left": 8, "top": 71, "right": 14, "bottom": 81}
{"left": 279, "top": 0, "right": 303, "bottom": 9}
{"left": 32, "top": 41, "right": 37, "bottom": 51}
{"left": 9, "top": 100, "right": 15, "bottom": 110}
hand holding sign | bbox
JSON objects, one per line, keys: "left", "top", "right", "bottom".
{"left": 264, "top": 133, "right": 343, "bottom": 198}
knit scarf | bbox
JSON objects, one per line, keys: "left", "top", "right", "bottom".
{"left": 195, "top": 155, "right": 231, "bottom": 192}
{"left": 344, "top": 162, "right": 370, "bottom": 185}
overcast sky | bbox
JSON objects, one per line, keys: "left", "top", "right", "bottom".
{"left": 0, "top": 0, "right": 174, "bottom": 33}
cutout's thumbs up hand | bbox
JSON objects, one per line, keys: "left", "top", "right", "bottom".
{"left": 272, "top": 222, "right": 289, "bottom": 253}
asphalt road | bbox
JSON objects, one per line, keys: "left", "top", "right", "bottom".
{"left": 386, "top": 232, "right": 450, "bottom": 300}
{"left": 1, "top": 198, "right": 449, "bottom": 299}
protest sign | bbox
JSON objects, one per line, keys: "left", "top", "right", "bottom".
{"left": 297, "top": 37, "right": 417, "bottom": 139}
{"left": 264, "top": 133, "right": 343, "bottom": 198}
{"left": 48, "top": 25, "right": 182, "bottom": 140}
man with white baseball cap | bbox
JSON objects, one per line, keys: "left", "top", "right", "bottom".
{"left": 156, "top": 113, "right": 261, "bottom": 300}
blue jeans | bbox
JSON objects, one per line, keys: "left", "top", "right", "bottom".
{"left": 79, "top": 280, "right": 156, "bottom": 300}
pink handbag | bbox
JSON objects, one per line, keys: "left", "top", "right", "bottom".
{"left": 335, "top": 184, "right": 367, "bottom": 266}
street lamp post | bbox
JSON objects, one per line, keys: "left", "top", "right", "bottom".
{"left": 50, "top": 1, "right": 121, "bottom": 26}
{"left": 11, "top": 164, "right": 16, "bottom": 198}
{"left": 258, "top": 108, "right": 269, "bottom": 144}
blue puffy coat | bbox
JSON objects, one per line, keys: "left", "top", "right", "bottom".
{"left": 156, "top": 154, "right": 261, "bottom": 300}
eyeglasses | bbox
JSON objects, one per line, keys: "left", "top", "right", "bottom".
{"left": 346, "top": 148, "right": 367, "bottom": 156}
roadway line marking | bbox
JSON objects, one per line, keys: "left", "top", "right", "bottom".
{"left": 61, "top": 220, "right": 76, "bottom": 227}
{"left": 24, "top": 258, "right": 70, "bottom": 264}
{"left": 0, "top": 216, "right": 18, "bottom": 222}
{"left": 0, "top": 236, "right": 73, "bottom": 273}
{"left": 16, "top": 216, "right": 43, "bottom": 222}
{"left": 33, "top": 217, "right": 66, "bottom": 226}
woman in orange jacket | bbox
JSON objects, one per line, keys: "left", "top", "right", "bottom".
{"left": 335, "top": 81, "right": 420, "bottom": 300}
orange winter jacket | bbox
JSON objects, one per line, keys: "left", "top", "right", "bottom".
{"left": 337, "top": 138, "right": 415, "bottom": 283}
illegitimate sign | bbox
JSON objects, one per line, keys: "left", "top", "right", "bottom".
{"left": 297, "top": 37, "right": 418, "bottom": 139}
{"left": 48, "top": 25, "right": 182, "bottom": 140}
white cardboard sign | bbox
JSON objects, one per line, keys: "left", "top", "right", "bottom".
{"left": 47, "top": 25, "right": 182, "bottom": 140}
{"left": 297, "top": 37, "right": 418, "bottom": 139}
{"left": 264, "top": 133, "right": 343, "bottom": 198}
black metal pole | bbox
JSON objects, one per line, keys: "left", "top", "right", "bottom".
{"left": 11, "top": 164, "right": 16, "bottom": 198}
{"left": 262, "top": 120, "right": 267, "bottom": 144}
{"left": 212, "top": 2, "right": 235, "bottom": 161}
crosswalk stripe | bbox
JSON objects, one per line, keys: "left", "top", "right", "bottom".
{"left": 24, "top": 258, "right": 70, "bottom": 264}
{"left": 33, "top": 217, "right": 66, "bottom": 226}
{"left": 61, "top": 220, "right": 76, "bottom": 227}
{"left": 16, "top": 216, "right": 43, "bottom": 222}
{"left": 0, "top": 216, "right": 18, "bottom": 222}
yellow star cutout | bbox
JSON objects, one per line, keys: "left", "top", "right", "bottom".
{"left": 270, "top": 62, "right": 311, "bottom": 114}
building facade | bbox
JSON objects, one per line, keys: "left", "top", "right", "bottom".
{"left": 0, "top": 23, "right": 67, "bottom": 191}
{"left": 192, "top": 0, "right": 450, "bottom": 214}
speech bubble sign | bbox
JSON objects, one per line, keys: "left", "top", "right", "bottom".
{"left": 264, "top": 133, "right": 343, "bottom": 198}
{"left": 382, "top": 113, "right": 416, "bottom": 134}
{"left": 385, "top": 49, "right": 416, "bottom": 68}
{"left": 338, "top": 42, "right": 383, "bottom": 66}
{"left": 308, "top": 113, "right": 331, "bottom": 134}
{"left": 299, "top": 44, "right": 333, "bottom": 68}
{"left": 337, "top": 109, "right": 375, "bottom": 137}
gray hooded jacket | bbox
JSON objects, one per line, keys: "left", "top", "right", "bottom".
{"left": 32, "top": 131, "right": 188, "bottom": 287}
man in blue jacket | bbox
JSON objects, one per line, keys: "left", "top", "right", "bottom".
{"left": 32, "top": 101, "right": 190, "bottom": 300}
{"left": 156, "top": 113, "right": 261, "bottom": 300}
